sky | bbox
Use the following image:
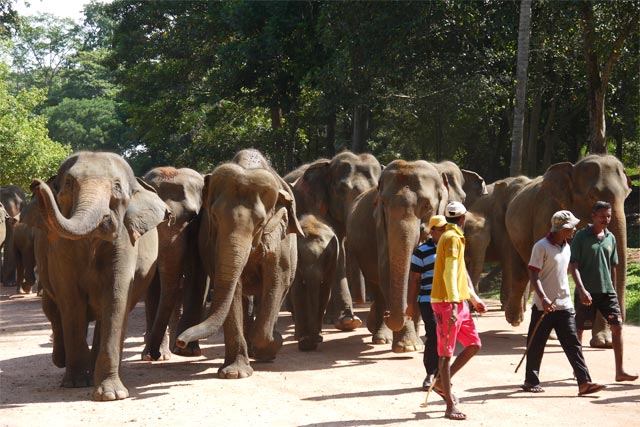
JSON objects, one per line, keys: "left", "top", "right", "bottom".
{"left": 14, "top": 0, "right": 110, "bottom": 22}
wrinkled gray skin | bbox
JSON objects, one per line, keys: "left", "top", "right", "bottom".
{"left": 0, "top": 185, "right": 26, "bottom": 286}
{"left": 291, "top": 214, "right": 339, "bottom": 351}
{"left": 292, "top": 151, "right": 381, "bottom": 330}
{"left": 346, "top": 160, "right": 448, "bottom": 352}
{"left": 26, "top": 151, "right": 169, "bottom": 401}
{"left": 13, "top": 214, "right": 38, "bottom": 294}
{"left": 141, "top": 167, "right": 205, "bottom": 361}
{"left": 466, "top": 176, "right": 532, "bottom": 306}
{"left": 505, "top": 155, "right": 631, "bottom": 349}
{"left": 176, "top": 149, "right": 304, "bottom": 379}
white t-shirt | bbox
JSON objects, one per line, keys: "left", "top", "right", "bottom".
{"left": 528, "top": 236, "right": 574, "bottom": 311}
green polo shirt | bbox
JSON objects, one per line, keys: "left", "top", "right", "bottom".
{"left": 570, "top": 225, "right": 618, "bottom": 294}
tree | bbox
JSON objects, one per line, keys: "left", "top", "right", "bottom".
{"left": 510, "top": 0, "right": 532, "bottom": 176}
{"left": 0, "top": 63, "right": 71, "bottom": 190}
{"left": 580, "top": 0, "right": 639, "bottom": 154}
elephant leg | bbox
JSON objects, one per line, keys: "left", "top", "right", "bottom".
{"left": 15, "top": 249, "right": 25, "bottom": 293}
{"left": 92, "top": 262, "right": 136, "bottom": 401}
{"left": 42, "top": 291, "right": 65, "bottom": 368}
{"left": 505, "top": 252, "right": 529, "bottom": 326}
{"left": 331, "top": 247, "right": 362, "bottom": 331}
{"left": 142, "top": 265, "right": 179, "bottom": 361}
{"left": 142, "top": 271, "right": 162, "bottom": 360}
{"left": 219, "top": 283, "right": 252, "bottom": 379}
{"left": 251, "top": 270, "right": 290, "bottom": 361}
{"left": 22, "top": 250, "right": 37, "bottom": 294}
{"left": 173, "top": 258, "right": 208, "bottom": 357}
{"left": 346, "top": 247, "right": 366, "bottom": 304}
{"left": 589, "top": 313, "right": 613, "bottom": 348}
{"left": 58, "top": 296, "right": 92, "bottom": 388}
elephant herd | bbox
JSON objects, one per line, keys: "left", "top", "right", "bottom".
{"left": 0, "top": 149, "right": 631, "bottom": 401}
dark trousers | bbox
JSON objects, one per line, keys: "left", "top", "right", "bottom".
{"left": 419, "top": 301, "right": 439, "bottom": 377}
{"left": 525, "top": 305, "right": 591, "bottom": 387}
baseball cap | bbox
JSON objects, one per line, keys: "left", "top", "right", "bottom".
{"left": 445, "top": 201, "right": 467, "bottom": 218}
{"left": 428, "top": 215, "right": 447, "bottom": 230}
{"left": 550, "top": 210, "right": 580, "bottom": 232}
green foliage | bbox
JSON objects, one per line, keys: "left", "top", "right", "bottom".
{"left": 0, "top": 63, "right": 71, "bottom": 190}
{"left": 626, "top": 262, "right": 640, "bottom": 325}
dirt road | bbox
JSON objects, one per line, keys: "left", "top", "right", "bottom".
{"left": 1, "top": 288, "right": 638, "bottom": 426}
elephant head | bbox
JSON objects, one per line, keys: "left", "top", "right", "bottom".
{"left": 461, "top": 169, "right": 489, "bottom": 207}
{"left": 176, "top": 162, "right": 304, "bottom": 347}
{"left": 375, "top": 160, "right": 448, "bottom": 332}
{"left": 29, "top": 151, "right": 170, "bottom": 245}
{"left": 293, "top": 151, "right": 381, "bottom": 239}
{"left": 505, "top": 154, "right": 631, "bottom": 326}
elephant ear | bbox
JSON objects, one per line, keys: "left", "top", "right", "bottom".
{"left": 277, "top": 188, "right": 304, "bottom": 237}
{"left": 22, "top": 176, "right": 56, "bottom": 231}
{"left": 124, "top": 178, "right": 173, "bottom": 245}
{"left": 540, "top": 162, "right": 573, "bottom": 208}
{"left": 292, "top": 159, "right": 331, "bottom": 218}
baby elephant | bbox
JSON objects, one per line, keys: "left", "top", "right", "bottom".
{"left": 291, "top": 214, "right": 339, "bottom": 351}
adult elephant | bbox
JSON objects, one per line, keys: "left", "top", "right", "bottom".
{"left": 0, "top": 185, "right": 26, "bottom": 286}
{"left": 292, "top": 151, "right": 381, "bottom": 329}
{"left": 505, "top": 155, "right": 631, "bottom": 347}
{"left": 141, "top": 167, "right": 206, "bottom": 361}
{"left": 346, "top": 160, "right": 448, "bottom": 352}
{"left": 27, "top": 151, "right": 170, "bottom": 401}
{"left": 465, "top": 176, "right": 532, "bottom": 304}
{"left": 176, "top": 149, "right": 304, "bottom": 379}
{"left": 291, "top": 214, "right": 339, "bottom": 351}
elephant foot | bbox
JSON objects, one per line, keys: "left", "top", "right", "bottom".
{"left": 334, "top": 314, "right": 362, "bottom": 331}
{"left": 252, "top": 331, "right": 283, "bottom": 361}
{"left": 61, "top": 369, "right": 92, "bottom": 388}
{"left": 589, "top": 337, "right": 613, "bottom": 349}
{"left": 172, "top": 342, "right": 202, "bottom": 357}
{"left": 218, "top": 360, "right": 254, "bottom": 379}
{"left": 392, "top": 337, "right": 424, "bottom": 353}
{"left": 372, "top": 329, "right": 393, "bottom": 345}
{"left": 93, "top": 375, "right": 129, "bottom": 401}
{"left": 141, "top": 346, "right": 171, "bottom": 362}
{"left": 298, "top": 334, "right": 322, "bottom": 352}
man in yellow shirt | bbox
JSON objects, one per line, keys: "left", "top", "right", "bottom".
{"left": 431, "top": 201, "right": 482, "bottom": 421}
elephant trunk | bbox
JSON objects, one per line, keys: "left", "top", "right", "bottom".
{"left": 176, "top": 235, "right": 251, "bottom": 347}
{"left": 30, "top": 178, "right": 114, "bottom": 240}
{"left": 384, "top": 216, "right": 421, "bottom": 332}
{"left": 610, "top": 205, "right": 627, "bottom": 319}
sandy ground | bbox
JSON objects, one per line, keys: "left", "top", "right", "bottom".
{"left": 1, "top": 287, "right": 639, "bottom": 427}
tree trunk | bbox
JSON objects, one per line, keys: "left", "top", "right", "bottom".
{"left": 526, "top": 54, "right": 545, "bottom": 176}
{"left": 510, "top": 0, "right": 532, "bottom": 177}
{"left": 580, "top": 1, "right": 636, "bottom": 154}
{"left": 326, "top": 110, "right": 336, "bottom": 158}
{"left": 351, "top": 104, "right": 369, "bottom": 153}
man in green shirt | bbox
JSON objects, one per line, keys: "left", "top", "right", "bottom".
{"left": 570, "top": 201, "right": 637, "bottom": 383}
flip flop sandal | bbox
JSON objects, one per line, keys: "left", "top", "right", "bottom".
{"left": 445, "top": 411, "right": 467, "bottom": 421}
{"left": 578, "top": 383, "right": 606, "bottom": 396}
{"left": 521, "top": 383, "right": 545, "bottom": 393}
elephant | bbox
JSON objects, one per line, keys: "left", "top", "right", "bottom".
{"left": 292, "top": 151, "right": 382, "bottom": 329}
{"left": 25, "top": 151, "right": 170, "bottom": 401}
{"left": 141, "top": 166, "right": 206, "bottom": 361}
{"left": 504, "top": 154, "right": 631, "bottom": 348}
{"left": 175, "top": 148, "right": 304, "bottom": 379}
{"left": 291, "top": 214, "right": 339, "bottom": 351}
{"left": 12, "top": 216, "right": 38, "bottom": 294}
{"left": 461, "top": 169, "right": 489, "bottom": 208}
{"left": 465, "top": 176, "right": 532, "bottom": 303}
{"left": 346, "top": 159, "right": 448, "bottom": 352}
{"left": 0, "top": 185, "right": 27, "bottom": 286}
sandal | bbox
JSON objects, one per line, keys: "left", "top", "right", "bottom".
{"left": 445, "top": 410, "right": 467, "bottom": 421}
{"left": 578, "top": 382, "right": 606, "bottom": 396}
{"left": 521, "top": 383, "right": 545, "bottom": 393}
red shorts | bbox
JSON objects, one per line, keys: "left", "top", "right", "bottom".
{"left": 431, "top": 301, "right": 481, "bottom": 357}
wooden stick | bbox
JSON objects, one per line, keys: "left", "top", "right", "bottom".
{"left": 514, "top": 297, "right": 558, "bottom": 373}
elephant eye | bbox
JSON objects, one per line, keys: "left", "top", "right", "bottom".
{"left": 113, "top": 182, "right": 123, "bottom": 194}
